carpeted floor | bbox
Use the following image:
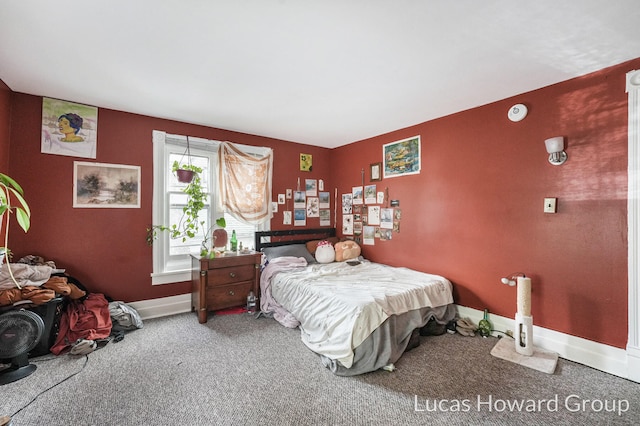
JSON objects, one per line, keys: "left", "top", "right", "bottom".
{"left": 1, "top": 311, "right": 639, "bottom": 425}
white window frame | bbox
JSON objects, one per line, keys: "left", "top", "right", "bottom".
{"left": 151, "top": 130, "right": 270, "bottom": 284}
{"left": 626, "top": 69, "right": 640, "bottom": 382}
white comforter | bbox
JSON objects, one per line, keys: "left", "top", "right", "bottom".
{"left": 263, "top": 258, "right": 453, "bottom": 369}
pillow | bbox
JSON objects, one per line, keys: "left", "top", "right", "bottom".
{"left": 314, "top": 241, "right": 335, "bottom": 264}
{"left": 334, "top": 240, "right": 361, "bottom": 262}
{"left": 262, "top": 244, "right": 316, "bottom": 263}
{"left": 305, "top": 237, "right": 340, "bottom": 254}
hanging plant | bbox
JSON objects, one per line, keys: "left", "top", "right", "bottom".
{"left": 170, "top": 164, "right": 205, "bottom": 241}
{"left": 173, "top": 135, "right": 197, "bottom": 183}
{"left": 146, "top": 163, "right": 226, "bottom": 259}
{"left": 175, "top": 168, "right": 194, "bottom": 183}
{"left": 146, "top": 161, "right": 204, "bottom": 247}
{"left": 172, "top": 161, "right": 198, "bottom": 183}
{"left": 146, "top": 135, "right": 225, "bottom": 258}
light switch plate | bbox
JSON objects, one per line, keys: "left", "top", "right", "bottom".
{"left": 544, "top": 197, "right": 557, "bottom": 213}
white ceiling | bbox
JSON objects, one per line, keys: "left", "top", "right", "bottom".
{"left": 2, "top": 1, "right": 640, "bottom": 148}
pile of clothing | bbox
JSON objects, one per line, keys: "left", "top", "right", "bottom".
{"left": 0, "top": 273, "right": 86, "bottom": 306}
{"left": 54, "top": 298, "right": 144, "bottom": 356}
{"left": 0, "top": 257, "right": 87, "bottom": 306}
{"left": 1, "top": 255, "right": 143, "bottom": 356}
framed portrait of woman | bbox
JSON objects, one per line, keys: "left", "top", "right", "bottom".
{"left": 41, "top": 97, "right": 98, "bottom": 159}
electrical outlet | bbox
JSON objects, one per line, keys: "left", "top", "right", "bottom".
{"left": 544, "top": 197, "right": 557, "bottom": 213}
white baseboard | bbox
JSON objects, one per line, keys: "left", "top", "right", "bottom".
{"left": 128, "top": 293, "right": 191, "bottom": 321}
{"left": 456, "top": 305, "right": 637, "bottom": 382}
{"left": 626, "top": 344, "right": 640, "bottom": 382}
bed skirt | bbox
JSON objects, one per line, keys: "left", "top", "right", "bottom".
{"left": 320, "top": 303, "right": 456, "bottom": 376}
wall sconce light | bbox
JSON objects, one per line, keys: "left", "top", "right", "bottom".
{"left": 544, "top": 136, "right": 567, "bottom": 166}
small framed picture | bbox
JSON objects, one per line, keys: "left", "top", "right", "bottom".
{"left": 370, "top": 162, "right": 382, "bottom": 182}
{"left": 300, "top": 153, "right": 312, "bottom": 171}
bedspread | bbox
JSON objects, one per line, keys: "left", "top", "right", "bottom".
{"left": 260, "top": 256, "right": 308, "bottom": 328}
{"left": 263, "top": 259, "right": 453, "bottom": 369}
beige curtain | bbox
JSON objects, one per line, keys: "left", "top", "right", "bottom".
{"left": 217, "top": 141, "right": 273, "bottom": 225}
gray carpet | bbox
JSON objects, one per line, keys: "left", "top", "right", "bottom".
{"left": 1, "top": 312, "right": 639, "bottom": 425}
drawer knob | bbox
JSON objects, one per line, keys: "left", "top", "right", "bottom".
{"left": 229, "top": 272, "right": 236, "bottom": 278}
{"left": 229, "top": 290, "right": 235, "bottom": 296}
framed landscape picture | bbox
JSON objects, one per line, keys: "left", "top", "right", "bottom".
{"left": 383, "top": 135, "right": 421, "bottom": 178}
{"left": 73, "top": 162, "right": 141, "bottom": 208}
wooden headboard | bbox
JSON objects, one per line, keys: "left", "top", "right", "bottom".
{"left": 255, "top": 228, "right": 336, "bottom": 252}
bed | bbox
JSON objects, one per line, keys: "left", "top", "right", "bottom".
{"left": 255, "top": 228, "right": 456, "bottom": 376}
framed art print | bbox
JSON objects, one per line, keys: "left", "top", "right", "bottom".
{"left": 42, "top": 97, "right": 98, "bottom": 159}
{"left": 73, "top": 162, "right": 140, "bottom": 208}
{"left": 383, "top": 135, "right": 421, "bottom": 178}
{"left": 300, "top": 153, "right": 313, "bottom": 171}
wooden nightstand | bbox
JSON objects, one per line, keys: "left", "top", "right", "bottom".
{"left": 191, "top": 252, "right": 262, "bottom": 323}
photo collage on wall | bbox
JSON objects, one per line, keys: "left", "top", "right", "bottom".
{"left": 278, "top": 177, "right": 331, "bottom": 227}
{"left": 341, "top": 183, "right": 401, "bottom": 246}
{"left": 339, "top": 134, "right": 420, "bottom": 243}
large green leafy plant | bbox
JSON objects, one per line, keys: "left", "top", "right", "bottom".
{"left": 0, "top": 172, "right": 30, "bottom": 237}
{"left": 0, "top": 173, "right": 31, "bottom": 286}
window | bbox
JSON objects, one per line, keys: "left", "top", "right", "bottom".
{"left": 151, "top": 131, "right": 269, "bottom": 284}
{"left": 166, "top": 147, "right": 212, "bottom": 258}
{"left": 223, "top": 213, "right": 258, "bottom": 252}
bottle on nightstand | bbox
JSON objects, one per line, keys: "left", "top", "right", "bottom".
{"left": 230, "top": 230, "right": 238, "bottom": 252}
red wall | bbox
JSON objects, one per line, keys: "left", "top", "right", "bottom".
{"left": 2, "top": 56, "right": 635, "bottom": 349}
{"left": 331, "top": 59, "right": 636, "bottom": 349}
{"left": 0, "top": 80, "right": 11, "bottom": 172}
{"left": 5, "top": 93, "right": 332, "bottom": 302}
{"left": 0, "top": 80, "right": 12, "bottom": 243}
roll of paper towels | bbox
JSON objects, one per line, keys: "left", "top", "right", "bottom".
{"left": 517, "top": 276, "right": 532, "bottom": 316}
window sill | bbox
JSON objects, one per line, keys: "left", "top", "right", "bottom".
{"left": 151, "top": 269, "right": 191, "bottom": 285}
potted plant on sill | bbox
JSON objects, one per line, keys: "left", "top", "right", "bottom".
{"left": 0, "top": 173, "right": 31, "bottom": 273}
{"left": 147, "top": 216, "right": 226, "bottom": 259}
{"left": 212, "top": 217, "right": 227, "bottom": 250}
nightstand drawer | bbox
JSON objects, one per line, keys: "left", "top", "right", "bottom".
{"left": 206, "top": 281, "right": 253, "bottom": 311}
{"left": 207, "top": 264, "right": 256, "bottom": 286}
